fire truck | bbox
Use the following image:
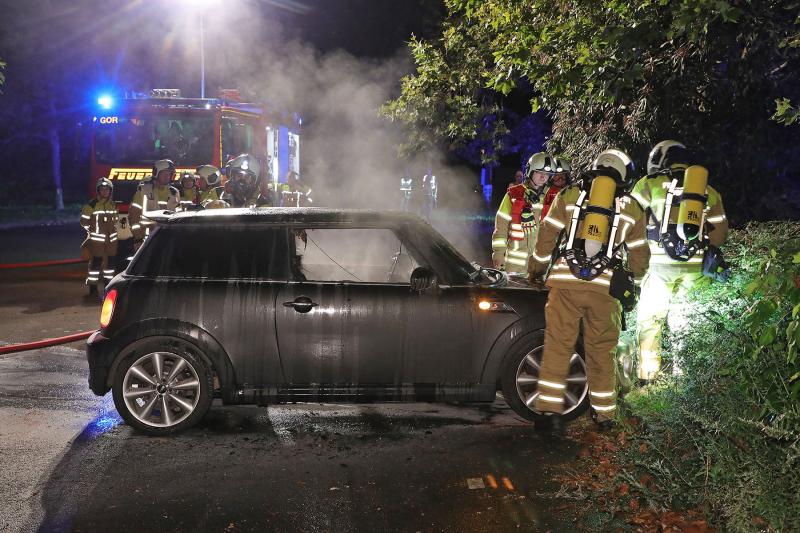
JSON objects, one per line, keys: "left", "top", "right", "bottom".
{"left": 90, "top": 88, "right": 301, "bottom": 210}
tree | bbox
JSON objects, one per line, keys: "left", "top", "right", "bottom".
{"left": 385, "top": 0, "right": 800, "bottom": 220}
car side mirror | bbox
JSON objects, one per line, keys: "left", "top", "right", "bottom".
{"left": 410, "top": 266, "right": 437, "bottom": 293}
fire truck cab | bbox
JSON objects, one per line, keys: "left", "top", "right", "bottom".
{"left": 90, "top": 88, "right": 301, "bottom": 211}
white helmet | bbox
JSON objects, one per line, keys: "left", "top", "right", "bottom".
{"left": 647, "top": 140, "right": 686, "bottom": 174}
{"left": 225, "top": 154, "right": 260, "bottom": 183}
{"left": 152, "top": 159, "right": 176, "bottom": 179}
{"left": 525, "top": 151, "right": 552, "bottom": 178}
{"left": 592, "top": 149, "right": 636, "bottom": 187}
{"left": 550, "top": 155, "right": 571, "bottom": 173}
{"left": 95, "top": 177, "right": 113, "bottom": 193}
{"left": 196, "top": 165, "right": 221, "bottom": 187}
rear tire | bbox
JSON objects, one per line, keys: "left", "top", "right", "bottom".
{"left": 500, "top": 330, "right": 589, "bottom": 423}
{"left": 112, "top": 336, "right": 213, "bottom": 436}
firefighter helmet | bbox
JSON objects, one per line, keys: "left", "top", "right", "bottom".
{"left": 95, "top": 177, "right": 113, "bottom": 192}
{"left": 196, "top": 165, "right": 221, "bottom": 187}
{"left": 592, "top": 149, "right": 636, "bottom": 187}
{"left": 180, "top": 171, "right": 195, "bottom": 189}
{"left": 647, "top": 140, "right": 686, "bottom": 174}
{"left": 226, "top": 154, "right": 260, "bottom": 185}
{"left": 525, "top": 152, "right": 552, "bottom": 179}
{"left": 550, "top": 155, "right": 571, "bottom": 174}
{"left": 152, "top": 159, "right": 176, "bottom": 179}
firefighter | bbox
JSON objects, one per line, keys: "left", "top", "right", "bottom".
{"left": 631, "top": 140, "right": 729, "bottom": 381}
{"left": 129, "top": 159, "right": 180, "bottom": 250}
{"left": 280, "top": 171, "right": 313, "bottom": 207}
{"left": 80, "top": 177, "right": 119, "bottom": 295}
{"left": 400, "top": 175, "right": 413, "bottom": 212}
{"left": 491, "top": 153, "right": 569, "bottom": 274}
{"left": 195, "top": 165, "right": 223, "bottom": 207}
{"left": 528, "top": 149, "right": 650, "bottom": 429}
{"left": 221, "top": 154, "right": 271, "bottom": 207}
{"left": 178, "top": 171, "right": 198, "bottom": 210}
{"left": 421, "top": 174, "right": 437, "bottom": 218}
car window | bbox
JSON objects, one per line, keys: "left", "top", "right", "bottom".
{"left": 291, "top": 228, "right": 419, "bottom": 283}
{"left": 129, "top": 225, "right": 289, "bottom": 280}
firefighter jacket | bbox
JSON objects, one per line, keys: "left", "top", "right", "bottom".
{"left": 178, "top": 187, "right": 221, "bottom": 210}
{"left": 630, "top": 173, "right": 728, "bottom": 268}
{"left": 280, "top": 184, "right": 313, "bottom": 207}
{"left": 220, "top": 190, "right": 271, "bottom": 208}
{"left": 530, "top": 186, "right": 650, "bottom": 295}
{"left": 80, "top": 197, "right": 119, "bottom": 257}
{"left": 491, "top": 184, "right": 551, "bottom": 271}
{"left": 129, "top": 183, "right": 180, "bottom": 242}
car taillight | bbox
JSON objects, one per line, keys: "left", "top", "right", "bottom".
{"left": 100, "top": 289, "right": 117, "bottom": 328}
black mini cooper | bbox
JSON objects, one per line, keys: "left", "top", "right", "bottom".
{"left": 86, "top": 208, "right": 597, "bottom": 435}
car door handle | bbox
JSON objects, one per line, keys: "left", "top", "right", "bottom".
{"left": 283, "top": 296, "right": 319, "bottom": 313}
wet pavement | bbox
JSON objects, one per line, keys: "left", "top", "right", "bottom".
{"left": 0, "top": 224, "right": 588, "bottom": 533}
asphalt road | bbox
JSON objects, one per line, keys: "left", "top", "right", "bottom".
{"left": 0, "top": 224, "right": 587, "bottom": 533}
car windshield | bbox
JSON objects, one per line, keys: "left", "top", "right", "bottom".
{"left": 94, "top": 114, "right": 214, "bottom": 166}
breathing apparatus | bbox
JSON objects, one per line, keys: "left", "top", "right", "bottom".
{"left": 561, "top": 149, "right": 635, "bottom": 282}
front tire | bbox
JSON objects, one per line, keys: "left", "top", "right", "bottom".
{"left": 500, "top": 330, "right": 589, "bottom": 423}
{"left": 112, "top": 336, "right": 213, "bottom": 436}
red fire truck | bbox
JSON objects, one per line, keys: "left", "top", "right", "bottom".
{"left": 89, "top": 88, "right": 301, "bottom": 210}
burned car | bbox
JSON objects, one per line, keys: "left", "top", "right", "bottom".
{"left": 86, "top": 208, "right": 598, "bottom": 435}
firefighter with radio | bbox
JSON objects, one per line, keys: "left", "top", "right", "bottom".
{"left": 631, "top": 140, "right": 729, "bottom": 381}
{"left": 528, "top": 149, "right": 650, "bottom": 430}
{"left": 491, "top": 152, "right": 570, "bottom": 274}
{"left": 80, "top": 177, "right": 119, "bottom": 295}
{"left": 221, "top": 154, "right": 271, "bottom": 208}
{"left": 128, "top": 159, "right": 180, "bottom": 250}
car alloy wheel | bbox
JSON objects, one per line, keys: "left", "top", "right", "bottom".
{"left": 514, "top": 347, "right": 588, "bottom": 417}
{"left": 122, "top": 351, "right": 201, "bottom": 428}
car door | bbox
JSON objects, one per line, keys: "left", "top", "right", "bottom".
{"left": 275, "top": 226, "right": 479, "bottom": 388}
{"left": 275, "top": 227, "right": 414, "bottom": 386}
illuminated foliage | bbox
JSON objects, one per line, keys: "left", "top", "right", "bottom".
{"left": 385, "top": 0, "right": 800, "bottom": 219}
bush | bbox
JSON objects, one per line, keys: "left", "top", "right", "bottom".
{"left": 622, "top": 222, "right": 800, "bottom": 532}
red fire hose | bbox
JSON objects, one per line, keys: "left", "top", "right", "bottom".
{"left": 0, "top": 258, "right": 84, "bottom": 270}
{"left": 0, "top": 330, "right": 94, "bottom": 355}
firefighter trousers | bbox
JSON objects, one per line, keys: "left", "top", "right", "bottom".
{"left": 86, "top": 256, "right": 116, "bottom": 286}
{"left": 535, "top": 287, "right": 622, "bottom": 422}
{"left": 636, "top": 265, "right": 704, "bottom": 379}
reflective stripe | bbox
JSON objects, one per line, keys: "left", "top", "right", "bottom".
{"left": 707, "top": 214, "right": 726, "bottom": 223}
{"left": 80, "top": 215, "right": 90, "bottom": 220}
{"left": 506, "top": 257, "right": 527, "bottom": 266}
{"left": 649, "top": 254, "right": 704, "bottom": 264}
{"left": 510, "top": 223, "right": 523, "bottom": 230}
{"left": 510, "top": 231, "right": 525, "bottom": 239}
{"left": 538, "top": 379, "right": 565, "bottom": 390}
{"left": 547, "top": 273, "right": 612, "bottom": 286}
{"left": 539, "top": 395, "right": 564, "bottom": 404}
{"left": 532, "top": 252, "right": 551, "bottom": 262}
{"left": 630, "top": 191, "right": 647, "bottom": 207}
{"left": 130, "top": 203, "right": 143, "bottom": 209}
{"left": 507, "top": 249, "right": 529, "bottom": 258}
{"left": 496, "top": 211, "right": 512, "bottom": 221}
{"left": 590, "top": 390, "right": 615, "bottom": 398}
{"left": 131, "top": 224, "right": 141, "bottom": 230}
{"left": 544, "top": 217, "right": 565, "bottom": 229}
{"left": 619, "top": 213, "right": 635, "bottom": 225}
{"left": 492, "top": 239, "right": 507, "bottom": 248}
{"left": 627, "top": 238, "right": 647, "bottom": 248}
{"left": 592, "top": 404, "right": 616, "bottom": 412}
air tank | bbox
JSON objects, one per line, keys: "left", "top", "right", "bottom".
{"left": 580, "top": 175, "right": 616, "bottom": 257}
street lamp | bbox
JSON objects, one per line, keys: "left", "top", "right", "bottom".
{"left": 181, "top": 0, "right": 218, "bottom": 98}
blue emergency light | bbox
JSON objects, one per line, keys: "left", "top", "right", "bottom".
{"left": 97, "top": 94, "right": 114, "bottom": 110}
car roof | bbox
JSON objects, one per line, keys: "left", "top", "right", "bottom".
{"left": 146, "top": 207, "right": 428, "bottom": 227}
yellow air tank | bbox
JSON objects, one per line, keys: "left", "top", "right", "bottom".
{"left": 580, "top": 175, "right": 617, "bottom": 257}
{"left": 677, "top": 165, "right": 708, "bottom": 241}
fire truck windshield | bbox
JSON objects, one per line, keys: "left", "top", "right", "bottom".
{"left": 94, "top": 115, "right": 214, "bottom": 166}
